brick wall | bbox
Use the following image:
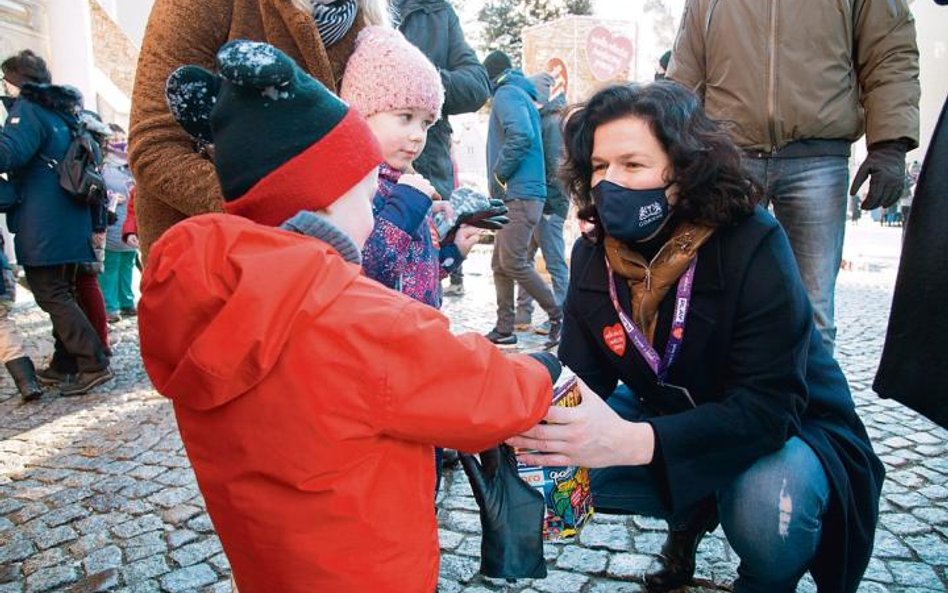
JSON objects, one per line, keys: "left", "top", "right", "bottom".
{"left": 88, "top": 0, "right": 137, "bottom": 97}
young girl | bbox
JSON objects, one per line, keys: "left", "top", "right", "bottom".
{"left": 341, "top": 26, "right": 482, "bottom": 309}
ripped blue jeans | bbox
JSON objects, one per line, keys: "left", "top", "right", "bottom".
{"left": 590, "top": 386, "right": 831, "bottom": 593}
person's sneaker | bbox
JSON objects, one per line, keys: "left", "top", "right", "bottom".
{"left": 543, "top": 319, "right": 562, "bottom": 350}
{"left": 443, "top": 283, "right": 464, "bottom": 297}
{"left": 60, "top": 368, "right": 114, "bottom": 397}
{"left": 514, "top": 312, "right": 532, "bottom": 331}
{"left": 533, "top": 320, "right": 551, "bottom": 335}
{"left": 485, "top": 329, "right": 518, "bottom": 346}
{"left": 120, "top": 307, "right": 137, "bottom": 317}
{"left": 36, "top": 366, "right": 74, "bottom": 386}
{"left": 106, "top": 312, "right": 121, "bottom": 323}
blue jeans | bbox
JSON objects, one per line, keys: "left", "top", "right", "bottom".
{"left": 515, "top": 212, "right": 569, "bottom": 321}
{"left": 743, "top": 156, "right": 848, "bottom": 354}
{"left": 590, "top": 386, "right": 830, "bottom": 593}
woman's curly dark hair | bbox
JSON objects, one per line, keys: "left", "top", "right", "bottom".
{"left": 561, "top": 81, "right": 758, "bottom": 240}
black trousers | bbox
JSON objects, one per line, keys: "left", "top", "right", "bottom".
{"left": 24, "top": 264, "right": 108, "bottom": 373}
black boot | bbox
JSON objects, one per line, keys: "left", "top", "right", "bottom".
{"left": 5, "top": 357, "right": 44, "bottom": 401}
{"left": 644, "top": 504, "right": 719, "bottom": 592}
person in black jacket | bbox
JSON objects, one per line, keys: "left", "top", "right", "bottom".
{"left": 392, "top": 0, "right": 490, "bottom": 296}
{"left": 509, "top": 82, "right": 883, "bottom": 593}
{"left": 0, "top": 51, "right": 113, "bottom": 396}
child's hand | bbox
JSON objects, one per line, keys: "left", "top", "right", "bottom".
{"left": 453, "top": 224, "right": 484, "bottom": 257}
{"left": 125, "top": 234, "right": 140, "bottom": 249}
{"left": 430, "top": 200, "right": 455, "bottom": 221}
{"left": 397, "top": 174, "right": 436, "bottom": 199}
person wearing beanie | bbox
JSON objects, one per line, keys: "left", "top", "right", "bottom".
{"left": 482, "top": 51, "right": 562, "bottom": 349}
{"left": 143, "top": 39, "right": 555, "bottom": 593}
{"left": 341, "top": 26, "right": 482, "bottom": 309}
{"left": 655, "top": 50, "right": 671, "bottom": 81}
{"left": 483, "top": 49, "right": 513, "bottom": 84}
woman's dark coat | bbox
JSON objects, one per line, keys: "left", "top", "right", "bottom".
{"left": 395, "top": 0, "right": 490, "bottom": 199}
{"left": 560, "top": 207, "right": 884, "bottom": 593}
{"left": 875, "top": 97, "right": 948, "bottom": 429}
{"left": 0, "top": 84, "right": 96, "bottom": 267}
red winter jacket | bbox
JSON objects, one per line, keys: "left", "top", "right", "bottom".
{"left": 138, "top": 214, "right": 551, "bottom": 593}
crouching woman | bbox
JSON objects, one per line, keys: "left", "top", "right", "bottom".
{"left": 510, "top": 82, "right": 884, "bottom": 593}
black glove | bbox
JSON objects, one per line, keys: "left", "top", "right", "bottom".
{"left": 106, "top": 210, "right": 118, "bottom": 226}
{"left": 459, "top": 445, "right": 548, "bottom": 579}
{"left": 850, "top": 140, "right": 909, "bottom": 210}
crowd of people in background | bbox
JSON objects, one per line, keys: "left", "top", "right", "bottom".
{"left": 1, "top": 49, "right": 139, "bottom": 400}
{"left": 2, "top": 0, "right": 946, "bottom": 592}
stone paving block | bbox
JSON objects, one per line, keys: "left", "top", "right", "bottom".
{"left": 24, "top": 564, "right": 78, "bottom": 593}
{"left": 82, "top": 544, "right": 123, "bottom": 574}
{"left": 113, "top": 580, "right": 161, "bottom": 593}
{"left": 555, "top": 546, "right": 608, "bottom": 573}
{"left": 904, "top": 533, "right": 948, "bottom": 565}
{"left": 167, "top": 528, "right": 199, "bottom": 548}
{"left": 170, "top": 537, "right": 222, "bottom": 567}
{"left": 440, "top": 554, "right": 480, "bottom": 583}
{"left": 112, "top": 514, "right": 164, "bottom": 539}
{"left": 67, "top": 569, "right": 120, "bottom": 593}
{"left": 442, "top": 510, "right": 482, "bottom": 534}
{"left": 439, "top": 528, "right": 464, "bottom": 550}
{"left": 34, "top": 524, "right": 78, "bottom": 550}
{"left": 161, "top": 504, "right": 202, "bottom": 524}
{"left": 122, "top": 555, "right": 169, "bottom": 584}
{"left": 43, "top": 503, "right": 89, "bottom": 528}
{"left": 0, "top": 497, "right": 25, "bottom": 515}
{"left": 862, "top": 557, "right": 895, "bottom": 584}
{"left": 186, "top": 514, "right": 215, "bottom": 533}
{"left": 208, "top": 552, "right": 230, "bottom": 573}
{"left": 160, "top": 564, "right": 218, "bottom": 592}
{"left": 148, "top": 486, "right": 195, "bottom": 509}
{"left": 880, "top": 512, "right": 933, "bottom": 536}
{"left": 586, "top": 581, "right": 645, "bottom": 593}
{"left": 119, "top": 480, "right": 165, "bottom": 499}
{"left": 886, "top": 560, "right": 944, "bottom": 588}
{"left": 605, "top": 553, "right": 652, "bottom": 579}
{"left": 23, "top": 547, "right": 67, "bottom": 576}
{"left": 578, "top": 523, "right": 632, "bottom": 552}
{"left": 532, "top": 571, "right": 590, "bottom": 593}
{"left": 454, "top": 536, "right": 480, "bottom": 558}
{"left": 124, "top": 531, "right": 168, "bottom": 562}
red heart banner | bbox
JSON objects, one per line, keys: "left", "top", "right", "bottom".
{"left": 602, "top": 323, "right": 627, "bottom": 357}
{"left": 586, "top": 26, "right": 634, "bottom": 81}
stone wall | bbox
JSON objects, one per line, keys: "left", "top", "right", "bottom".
{"left": 88, "top": 0, "right": 137, "bottom": 97}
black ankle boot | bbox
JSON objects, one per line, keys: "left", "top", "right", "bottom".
{"left": 5, "top": 357, "right": 44, "bottom": 401}
{"left": 644, "top": 505, "right": 719, "bottom": 592}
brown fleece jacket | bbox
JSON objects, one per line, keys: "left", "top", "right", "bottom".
{"left": 128, "top": 0, "right": 364, "bottom": 260}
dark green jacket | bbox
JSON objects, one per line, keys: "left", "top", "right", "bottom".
{"left": 395, "top": 0, "right": 489, "bottom": 198}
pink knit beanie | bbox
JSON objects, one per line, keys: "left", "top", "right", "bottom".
{"left": 341, "top": 26, "right": 444, "bottom": 120}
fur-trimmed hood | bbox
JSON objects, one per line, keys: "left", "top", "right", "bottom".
{"left": 18, "top": 83, "right": 83, "bottom": 117}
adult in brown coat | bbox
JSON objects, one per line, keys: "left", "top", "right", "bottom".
{"left": 129, "top": 0, "right": 385, "bottom": 259}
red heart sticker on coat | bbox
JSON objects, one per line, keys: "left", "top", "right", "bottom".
{"left": 602, "top": 323, "right": 626, "bottom": 357}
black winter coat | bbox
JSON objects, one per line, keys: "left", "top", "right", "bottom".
{"left": 875, "top": 96, "right": 948, "bottom": 428}
{"left": 395, "top": 0, "right": 490, "bottom": 199}
{"left": 0, "top": 84, "right": 96, "bottom": 267}
{"left": 560, "top": 208, "right": 884, "bottom": 593}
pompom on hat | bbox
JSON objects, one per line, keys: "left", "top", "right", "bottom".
{"left": 340, "top": 26, "right": 444, "bottom": 120}
{"left": 165, "top": 40, "right": 382, "bottom": 227}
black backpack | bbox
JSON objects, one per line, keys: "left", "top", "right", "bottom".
{"left": 40, "top": 116, "right": 106, "bottom": 207}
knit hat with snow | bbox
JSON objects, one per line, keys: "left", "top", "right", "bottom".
{"left": 340, "top": 26, "right": 444, "bottom": 120}
{"left": 165, "top": 40, "right": 382, "bottom": 226}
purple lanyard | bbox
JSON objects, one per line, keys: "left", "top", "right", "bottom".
{"left": 605, "top": 255, "right": 697, "bottom": 381}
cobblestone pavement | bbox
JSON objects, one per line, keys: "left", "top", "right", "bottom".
{"left": 2, "top": 224, "right": 947, "bottom": 593}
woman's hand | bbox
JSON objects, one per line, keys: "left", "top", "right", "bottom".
{"left": 397, "top": 174, "right": 436, "bottom": 199}
{"left": 506, "top": 380, "right": 655, "bottom": 468}
{"left": 452, "top": 224, "right": 484, "bottom": 256}
{"left": 125, "top": 234, "right": 140, "bottom": 249}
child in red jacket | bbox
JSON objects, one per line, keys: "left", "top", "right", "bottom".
{"left": 141, "top": 40, "right": 554, "bottom": 593}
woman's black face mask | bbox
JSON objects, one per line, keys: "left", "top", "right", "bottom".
{"left": 591, "top": 179, "right": 672, "bottom": 242}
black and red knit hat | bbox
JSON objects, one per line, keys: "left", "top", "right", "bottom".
{"left": 165, "top": 40, "right": 382, "bottom": 226}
